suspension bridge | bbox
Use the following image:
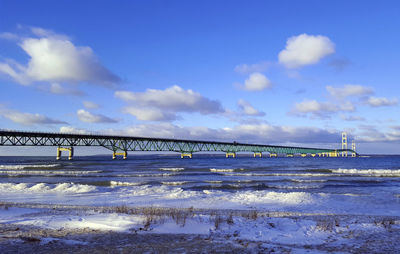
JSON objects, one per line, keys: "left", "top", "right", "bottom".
{"left": 0, "top": 130, "right": 357, "bottom": 160}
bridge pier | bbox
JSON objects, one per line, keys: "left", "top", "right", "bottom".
{"left": 181, "top": 153, "right": 192, "bottom": 159}
{"left": 329, "top": 150, "right": 338, "bottom": 157}
{"left": 287, "top": 154, "right": 294, "bottom": 157}
{"left": 253, "top": 152, "right": 262, "bottom": 158}
{"left": 226, "top": 152, "right": 236, "bottom": 158}
{"left": 301, "top": 153, "right": 307, "bottom": 157}
{"left": 56, "top": 147, "right": 74, "bottom": 160}
{"left": 270, "top": 153, "right": 277, "bottom": 158}
{"left": 113, "top": 151, "right": 127, "bottom": 160}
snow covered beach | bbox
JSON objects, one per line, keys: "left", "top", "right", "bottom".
{"left": 0, "top": 155, "right": 400, "bottom": 253}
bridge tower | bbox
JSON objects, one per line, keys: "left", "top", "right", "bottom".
{"left": 341, "top": 132, "right": 348, "bottom": 157}
{"left": 351, "top": 140, "right": 356, "bottom": 157}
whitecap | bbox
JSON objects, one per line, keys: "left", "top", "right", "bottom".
{"left": 291, "top": 179, "right": 327, "bottom": 183}
{"left": 332, "top": 168, "right": 400, "bottom": 176}
{"left": 161, "top": 181, "right": 188, "bottom": 186}
{"left": 0, "top": 182, "right": 96, "bottom": 193}
{"left": 204, "top": 180, "right": 223, "bottom": 184}
{"left": 0, "top": 164, "right": 60, "bottom": 170}
{"left": 0, "top": 170, "right": 102, "bottom": 176}
{"left": 159, "top": 167, "right": 185, "bottom": 171}
{"left": 110, "top": 181, "right": 143, "bottom": 186}
{"left": 210, "top": 168, "right": 235, "bottom": 172}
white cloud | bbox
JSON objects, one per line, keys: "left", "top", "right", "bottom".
{"left": 241, "top": 72, "right": 271, "bottom": 91}
{"left": 83, "top": 101, "right": 100, "bottom": 109}
{"left": 292, "top": 99, "right": 355, "bottom": 118}
{"left": 0, "top": 27, "right": 120, "bottom": 87}
{"left": 59, "top": 126, "right": 90, "bottom": 134}
{"left": 122, "top": 106, "right": 177, "bottom": 121}
{"left": 326, "top": 84, "right": 373, "bottom": 99}
{"left": 294, "top": 100, "right": 336, "bottom": 113}
{"left": 0, "top": 105, "right": 67, "bottom": 125}
{"left": 77, "top": 109, "right": 118, "bottom": 123}
{"left": 237, "top": 99, "right": 265, "bottom": 116}
{"left": 365, "top": 96, "right": 398, "bottom": 107}
{"left": 234, "top": 61, "right": 271, "bottom": 74}
{"left": 115, "top": 85, "right": 224, "bottom": 121}
{"left": 278, "top": 34, "right": 335, "bottom": 68}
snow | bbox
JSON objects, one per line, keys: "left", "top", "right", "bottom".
{"left": 0, "top": 207, "right": 144, "bottom": 232}
{"left": 1, "top": 206, "right": 399, "bottom": 252}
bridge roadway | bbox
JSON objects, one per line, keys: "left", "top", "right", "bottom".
{"left": 0, "top": 130, "right": 357, "bottom": 160}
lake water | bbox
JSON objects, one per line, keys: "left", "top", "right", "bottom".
{"left": 0, "top": 154, "right": 399, "bottom": 215}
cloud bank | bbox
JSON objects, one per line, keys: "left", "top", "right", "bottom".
{"left": 115, "top": 85, "right": 224, "bottom": 121}
{"left": 0, "top": 105, "right": 67, "bottom": 125}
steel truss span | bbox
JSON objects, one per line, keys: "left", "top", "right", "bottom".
{"left": 0, "top": 130, "right": 357, "bottom": 159}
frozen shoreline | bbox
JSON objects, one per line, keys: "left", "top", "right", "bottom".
{"left": 1, "top": 203, "right": 400, "bottom": 253}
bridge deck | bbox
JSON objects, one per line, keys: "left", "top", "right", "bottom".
{"left": 0, "top": 130, "right": 357, "bottom": 158}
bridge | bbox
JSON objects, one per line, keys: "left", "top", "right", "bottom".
{"left": 0, "top": 130, "right": 357, "bottom": 160}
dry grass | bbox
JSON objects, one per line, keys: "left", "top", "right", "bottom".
{"left": 240, "top": 210, "right": 259, "bottom": 220}
{"left": 103, "top": 206, "right": 196, "bottom": 229}
{"left": 214, "top": 215, "right": 223, "bottom": 230}
{"left": 316, "top": 217, "right": 340, "bottom": 232}
{"left": 227, "top": 212, "right": 234, "bottom": 225}
{"left": 0, "top": 203, "right": 10, "bottom": 210}
{"left": 104, "top": 207, "right": 269, "bottom": 230}
{"left": 374, "top": 218, "right": 396, "bottom": 230}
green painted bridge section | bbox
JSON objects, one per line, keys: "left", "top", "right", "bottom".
{"left": 0, "top": 130, "right": 357, "bottom": 159}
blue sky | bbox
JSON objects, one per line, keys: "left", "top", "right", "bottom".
{"left": 0, "top": 0, "right": 400, "bottom": 154}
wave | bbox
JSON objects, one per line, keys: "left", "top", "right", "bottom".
{"left": 210, "top": 168, "right": 236, "bottom": 172}
{"left": 331, "top": 169, "right": 400, "bottom": 176}
{"left": 204, "top": 180, "right": 223, "bottom": 184}
{"left": 124, "top": 185, "right": 315, "bottom": 205}
{"left": 0, "top": 170, "right": 102, "bottom": 176}
{"left": 202, "top": 189, "right": 315, "bottom": 205}
{"left": 116, "top": 173, "right": 179, "bottom": 177}
{"left": 110, "top": 181, "right": 143, "bottom": 186}
{"left": 291, "top": 179, "right": 327, "bottom": 183}
{"left": 0, "top": 164, "right": 60, "bottom": 170}
{"left": 222, "top": 173, "right": 334, "bottom": 177}
{"left": 0, "top": 182, "right": 96, "bottom": 193}
{"left": 159, "top": 167, "right": 185, "bottom": 171}
{"left": 161, "top": 181, "right": 188, "bottom": 185}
